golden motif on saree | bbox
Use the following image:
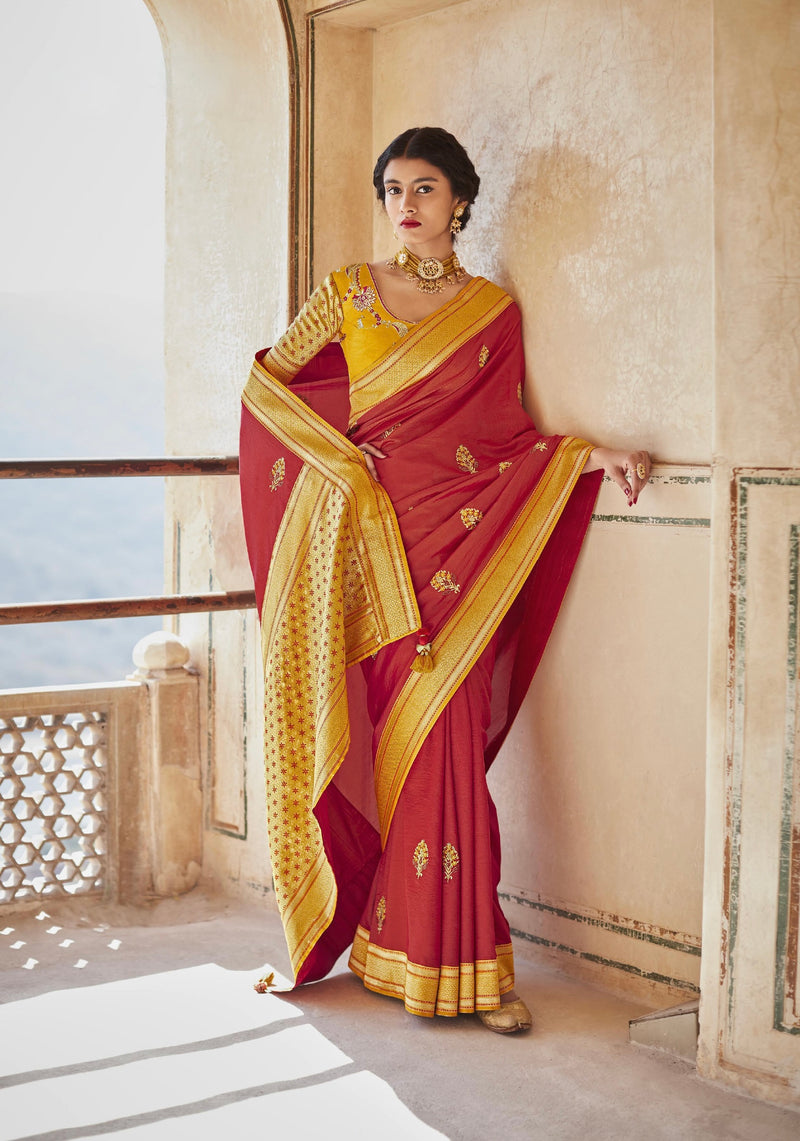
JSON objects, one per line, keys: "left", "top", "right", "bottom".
{"left": 533, "top": 440, "right": 548, "bottom": 452}
{"left": 381, "top": 422, "right": 402, "bottom": 440}
{"left": 498, "top": 461, "right": 512, "bottom": 474}
{"left": 376, "top": 896, "right": 387, "bottom": 934}
{"left": 478, "top": 345, "right": 490, "bottom": 367}
{"left": 431, "top": 569, "right": 461, "bottom": 595}
{"left": 460, "top": 507, "right": 483, "bottom": 530}
{"left": 456, "top": 444, "right": 478, "bottom": 474}
{"left": 517, "top": 382, "right": 523, "bottom": 403}
{"left": 269, "top": 457, "right": 285, "bottom": 491}
{"left": 442, "top": 843, "right": 460, "bottom": 882}
{"left": 413, "top": 840, "right": 429, "bottom": 878}
{"left": 373, "top": 437, "right": 594, "bottom": 847}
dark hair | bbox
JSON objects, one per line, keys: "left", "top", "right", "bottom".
{"left": 372, "top": 127, "right": 480, "bottom": 232}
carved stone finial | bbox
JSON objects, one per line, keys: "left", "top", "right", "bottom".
{"left": 132, "top": 631, "right": 191, "bottom": 674}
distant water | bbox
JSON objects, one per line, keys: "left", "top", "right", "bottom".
{"left": 0, "top": 291, "right": 165, "bottom": 689}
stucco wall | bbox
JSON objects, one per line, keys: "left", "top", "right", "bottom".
{"left": 147, "top": 0, "right": 290, "bottom": 901}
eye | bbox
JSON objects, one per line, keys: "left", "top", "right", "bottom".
{"left": 417, "top": 184, "right": 434, "bottom": 194}
{"left": 385, "top": 186, "right": 401, "bottom": 196}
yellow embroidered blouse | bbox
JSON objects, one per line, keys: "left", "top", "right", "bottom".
{"left": 264, "top": 264, "right": 414, "bottom": 391}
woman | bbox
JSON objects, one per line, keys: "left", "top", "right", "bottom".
{"left": 240, "top": 127, "right": 650, "bottom": 1033}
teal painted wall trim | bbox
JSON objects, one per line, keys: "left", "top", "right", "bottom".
{"left": 500, "top": 891, "right": 701, "bottom": 956}
{"left": 510, "top": 927, "right": 700, "bottom": 994}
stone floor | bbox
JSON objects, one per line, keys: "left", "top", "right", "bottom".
{"left": 0, "top": 891, "right": 798, "bottom": 1141}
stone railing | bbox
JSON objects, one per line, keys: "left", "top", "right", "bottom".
{"left": 0, "top": 633, "right": 203, "bottom": 910}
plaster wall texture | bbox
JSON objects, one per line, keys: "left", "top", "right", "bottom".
{"left": 147, "top": 0, "right": 290, "bottom": 900}
{"left": 370, "top": 0, "right": 713, "bottom": 462}
{"left": 311, "top": 25, "right": 374, "bottom": 285}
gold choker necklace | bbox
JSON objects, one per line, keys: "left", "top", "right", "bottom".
{"left": 388, "top": 246, "right": 466, "bottom": 294}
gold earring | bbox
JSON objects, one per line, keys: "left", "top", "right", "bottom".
{"left": 450, "top": 206, "right": 465, "bottom": 236}
{"left": 393, "top": 228, "right": 399, "bottom": 241}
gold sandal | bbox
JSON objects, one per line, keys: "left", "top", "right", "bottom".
{"left": 476, "top": 998, "right": 533, "bottom": 1034}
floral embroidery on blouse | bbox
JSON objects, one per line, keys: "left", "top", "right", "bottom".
{"left": 533, "top": 440, "right": 548, "bottom": 452}
{"left": 456, "top": 444, "right": 478, "bottom": 473}
{"left": 269, "top": 458, "right": 285, "bottom": 491}
{"left": 413, "top": 840, "right": 429, "bottom": 879}
{"left": 478, "top": 345, "right": 490, "bottom": 367}
{"left": 431, "top": 569, "right": 461, "bottom": 595}
{"left": 498, "top": 461, "right": 512, "bottom": 474}
{"left": 460, "top": 507, "right": 483, "bottom": 530}
{"left": 351, "top": 286, "right": 377, "bottom": 312}
{"left": 442, "top": 843, "right": 460, "bottom": 882}
{"left": 376, "top": 895, "right": 386, "bottom": 933}
{"left": 341, "top": 266, "right": 410, "bottom": 337}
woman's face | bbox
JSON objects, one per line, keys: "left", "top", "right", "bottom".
{"left": 382, "top": 157, "right": 465, "bottom": 250}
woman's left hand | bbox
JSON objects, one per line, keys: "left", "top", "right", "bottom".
{"left": 586, "top": 447, "right": 652, "bottom": 506}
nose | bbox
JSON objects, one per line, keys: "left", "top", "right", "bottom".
{"left": 400, "top": 188, "right": 416, "bottom": 214}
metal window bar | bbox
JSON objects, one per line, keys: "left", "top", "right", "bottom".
{"left": 0, "top": 457, "right": 256, "bottom": 625}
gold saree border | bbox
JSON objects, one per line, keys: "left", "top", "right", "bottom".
{"left": 243, "top": 360, "right": 420, "bottom": 660}
{"left": 374, "top": 437, "right": 593, "bottom": 847}
{"left": 349, "top": 925, "right": 515, "bottom": 1017}
{"left": 245, "top": 362, "right": 420, "bottom": 980}
{"left": 345, "top": 276, "right": 513, "bottom": 424}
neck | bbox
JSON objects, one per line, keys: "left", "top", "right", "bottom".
{"left": 401, "top": 236, "right": 455, "bottom": 260}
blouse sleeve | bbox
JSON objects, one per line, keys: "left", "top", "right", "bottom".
{"left": 262, "top": 273, "right": 344, "bottom": 385}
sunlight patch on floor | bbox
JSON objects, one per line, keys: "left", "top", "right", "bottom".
{"left": 91, "top": 1071, "right": 447, "bottom": 1140}
{"left": 0, "top": 963, "right": 446, "bottom": 1141}
{"left": 0, "top": 963, "right": 296, "bottom": 1075}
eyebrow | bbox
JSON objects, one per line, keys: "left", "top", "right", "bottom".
{"left": 383, "top": 176, "right": 440, "bottom": 184}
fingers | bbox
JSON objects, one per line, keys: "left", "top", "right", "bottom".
{"left": 357, "top": 441, "right": 388, "bottom": 483}
{"left": 623, "top": 451, "right": 651, "bottom": 506}
{"left": 360, "top": 443, "right": 387, "bottom": 459}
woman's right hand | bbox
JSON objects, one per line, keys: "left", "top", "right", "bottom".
{"left": 357, "top": 442, "right": 387, "bottom": 482}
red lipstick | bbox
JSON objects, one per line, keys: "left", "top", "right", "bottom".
{"left": 400, "top": 219, "right": 421, "bottom": 228}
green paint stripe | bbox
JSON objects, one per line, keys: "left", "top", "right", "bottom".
{"left": 774, "top": 523, "right": 799, "bottom": 1032}
{"left": 592, "top": 514, "right": 710, "bottom": 528}
{"left": 739, "top": 475, "right": 800, "bottom": 487}
{"left": 500, "top": 892, "right": 701, "bottom": 956}
{"left": 727, "top": 476, "right": 749, "bottom": 1025}
{"left": 510, "top": 928, "right": 700, "bottom": 993}
{"left": 659, "top": 475, "right": 711, "bottom": 486}
{"left": 728, "top": 473, "right": 800, "bottom": 1032}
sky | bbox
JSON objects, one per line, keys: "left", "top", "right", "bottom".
{"left": 0, "top": 0, "right": 165, "bottom": 301}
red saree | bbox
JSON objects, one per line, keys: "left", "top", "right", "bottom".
{"left": 240, "top": 273, "right": 600, "bottom": 1015}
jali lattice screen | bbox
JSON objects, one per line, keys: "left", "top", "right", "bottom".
{"left": 0, "top": 712, "right": 108, "bottom": 904}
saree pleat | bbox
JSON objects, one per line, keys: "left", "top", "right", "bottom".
{"left": 240, "top": 272, "right": 601, "bottom": 1010}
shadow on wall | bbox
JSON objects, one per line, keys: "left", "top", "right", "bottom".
{"left": 492, "top": 139, "right": 613, "bottom": 430}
